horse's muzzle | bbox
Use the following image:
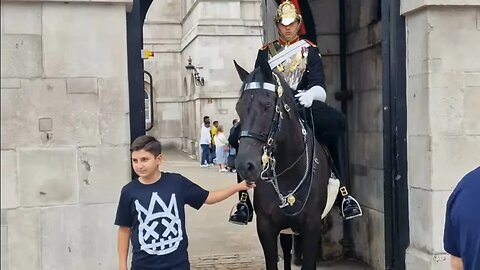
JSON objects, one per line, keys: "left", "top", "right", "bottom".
{"left": 235, "top": 157, "right": 262, "bottom": 183}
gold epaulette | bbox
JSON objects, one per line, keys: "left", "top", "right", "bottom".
{"left": 304, "top": 39, "right": 317, "bottom": 47}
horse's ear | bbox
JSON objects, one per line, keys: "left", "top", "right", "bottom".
{"left": 233, "top": 60, "right": 249, "bottom": 82}
{"left": 258, "top": 59, "right": 273, "bottom": 83}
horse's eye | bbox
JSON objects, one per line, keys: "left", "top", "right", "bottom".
{"left": 264, "top": 102, "right": 272, "bottom": 110}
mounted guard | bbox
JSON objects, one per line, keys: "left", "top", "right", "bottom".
{"left": 229, "top": 0, "right": 362, "bottom": 226}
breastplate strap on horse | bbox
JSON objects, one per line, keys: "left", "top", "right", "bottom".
{"left": 240, "top": 74, "right": 319, "bottom": 216}
{"left": 267, "top": 121, "right": 318, "bottom": 216}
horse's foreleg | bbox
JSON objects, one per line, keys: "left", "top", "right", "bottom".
{"left": 279, "top": 233, "right": 292, "bottom": 270}
{"left": 299, "top": 230, "right": 321, "bottom": 270}
{"left": 293, "top": 234, "right": 303, "bottom": 266}
{"left": 257, "top": 221, "right": 280, "bottom": 270}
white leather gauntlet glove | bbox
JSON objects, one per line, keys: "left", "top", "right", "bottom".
{"left": 294, "top": 85, "right": 326, "bottom": 108}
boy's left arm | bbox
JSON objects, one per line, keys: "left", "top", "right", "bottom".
{"left": 205, "top": 181, "right": 255, "bottom": 205}
{"left": 117, "top": 226, "right": 131, "bottom": 270}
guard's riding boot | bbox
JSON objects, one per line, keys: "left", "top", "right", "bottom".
{"left": 229, "top": 192, "right": 253, "bottom": 225}
{"left": 329, "top": 131, "right": 362, "bottom": 220}
{"left": 339, "top": 186, "right": 362, "bottom": 220}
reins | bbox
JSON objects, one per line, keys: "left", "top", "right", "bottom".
{"left": 239, "top": 73, "right": 319, "bottom": 215}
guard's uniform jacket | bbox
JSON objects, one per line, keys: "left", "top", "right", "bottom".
{"left": 254, "top": 38, "right": 346, "bottom": 146}
{"left": 254, "top": 38, "right": 325, "bottom": 92}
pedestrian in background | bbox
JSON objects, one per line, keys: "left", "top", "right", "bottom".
{"left": 227, "top": 119, "right": 239, "bottom": 173}
{"left": 199, "top": 120, "right": 211, "bottom": 167}
{"left": 209, "top": 120, "right": 219, "bottom": 165}
{"left": 214, "top": 125, "right": 228, "bottom": 172}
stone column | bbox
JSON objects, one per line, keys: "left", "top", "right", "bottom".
{"left": 1, "top": 1, "right": 132, "bottom": 269}
{"left": 402, "top": 1, "right": 480, "bottom": 269}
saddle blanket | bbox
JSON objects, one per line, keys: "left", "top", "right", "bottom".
{"left": 280, "top": 176, "right": 340, "bottom": 235}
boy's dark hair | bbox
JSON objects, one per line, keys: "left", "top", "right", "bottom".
{"left": 213, "top": 120, "right": 218, "bottom": 125}
{"left": 130, "top": 135, "right": 162, "bottom": 157}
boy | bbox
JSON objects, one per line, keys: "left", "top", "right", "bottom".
{"left": 115, "top": 135, "right": 254, "bottom": 270}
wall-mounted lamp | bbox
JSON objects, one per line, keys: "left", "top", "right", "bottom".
{"left": 185, "top": 56, "right": 205, "bottom": 86}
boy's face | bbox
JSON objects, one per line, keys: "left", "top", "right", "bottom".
{"left": 131, "top": 149, "right": 162, "bottom": 179}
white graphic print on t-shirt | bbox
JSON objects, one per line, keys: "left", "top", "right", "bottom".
{"left": 134, "top": 192, "right": 183, "bottom": 255}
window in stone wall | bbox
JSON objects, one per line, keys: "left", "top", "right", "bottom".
{"left": 144, "top": 87, "right": 152, "bottom": 128}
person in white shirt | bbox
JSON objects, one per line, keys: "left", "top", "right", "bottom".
{"left": 199, "top": 121, "right": 211, "bottom": 167}
{"left": 214, "top": 125, "right": 228, "bottom": 172}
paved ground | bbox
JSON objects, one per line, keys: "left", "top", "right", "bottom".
{"left": 162, "top": 150, "right": 371, "bottom": 270}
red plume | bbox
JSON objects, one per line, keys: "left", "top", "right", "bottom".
{"left": 285, "top": 0, "right": 306, "bottom": 36}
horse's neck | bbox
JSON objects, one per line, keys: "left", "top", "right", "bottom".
{"left": 275, "top": 114, "right": 306, "bottom": 169}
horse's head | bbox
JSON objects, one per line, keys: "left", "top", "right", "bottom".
{"left": 233, "top": 60, "right": 303, "bottom": 183}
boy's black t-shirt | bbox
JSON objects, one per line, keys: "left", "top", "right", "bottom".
{"left": 115, "top": 172, "right": 209, "bottom": 270}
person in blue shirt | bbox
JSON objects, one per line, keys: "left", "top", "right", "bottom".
{"left": 115, "top": 135, "right": 255, "bottom": 270}
{"left": 444, "top": 166, "right": 480, "bottom": 270}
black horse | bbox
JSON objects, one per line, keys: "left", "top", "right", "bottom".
{"left": 233, "top": 61, "right": 331, "bottom": 270}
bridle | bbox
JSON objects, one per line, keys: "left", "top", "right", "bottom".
{"left": 239, "top": 73, "right": 315, "bottom": 213}
{"left": 239, "top": 74, "right": 299, "bottom": 170}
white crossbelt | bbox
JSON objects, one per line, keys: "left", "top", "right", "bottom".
{"left": 268, "top": 40, "right": 310, "bottom": 70}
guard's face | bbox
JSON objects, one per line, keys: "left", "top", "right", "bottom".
{"left": 278, "top": 21, "right": 300, "bottom": 41}
{"left": 131, "top": 150, "right": 162, "bottom": 179}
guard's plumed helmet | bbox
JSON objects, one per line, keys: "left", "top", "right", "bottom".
{"left": 274, "top": 0, "right": 302, "bottom": 26}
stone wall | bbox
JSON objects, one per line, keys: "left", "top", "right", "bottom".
{"left": 0, "top": 1, "right": 132, "bottom": 269}
{"left": 306, "top": 0, "right": 344, "bottom": 260}
{"left": 344, "top": 1, "right": 384, "bottom": 269}
{"left": 402, "top": 3, "right": 480, "bottom": 269}
{"left": 305, "top": 0, "right": 384, "bottom": 267}
{"left": 143, "top": 0, "right": 262, "bottom": 156}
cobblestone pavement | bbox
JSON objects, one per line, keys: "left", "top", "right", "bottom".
{"left": 162, "top": 150, "right": 371, "bottom": 270}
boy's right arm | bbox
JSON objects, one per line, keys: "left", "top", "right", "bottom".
{"left": 118, "top": 226, "right": 131, "bottom": 270}
{"left": 205, "top": 181, "right": 255, "bottom": 205}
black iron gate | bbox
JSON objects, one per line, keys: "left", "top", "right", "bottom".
{"left": 126, "top": 0, "right": 153, "bottom": 179}
{"left": 126, "top": 0, "right": 153, "bottom": 144}
{"left": 381, "top": 0, "right": 409, "bottom": 269}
